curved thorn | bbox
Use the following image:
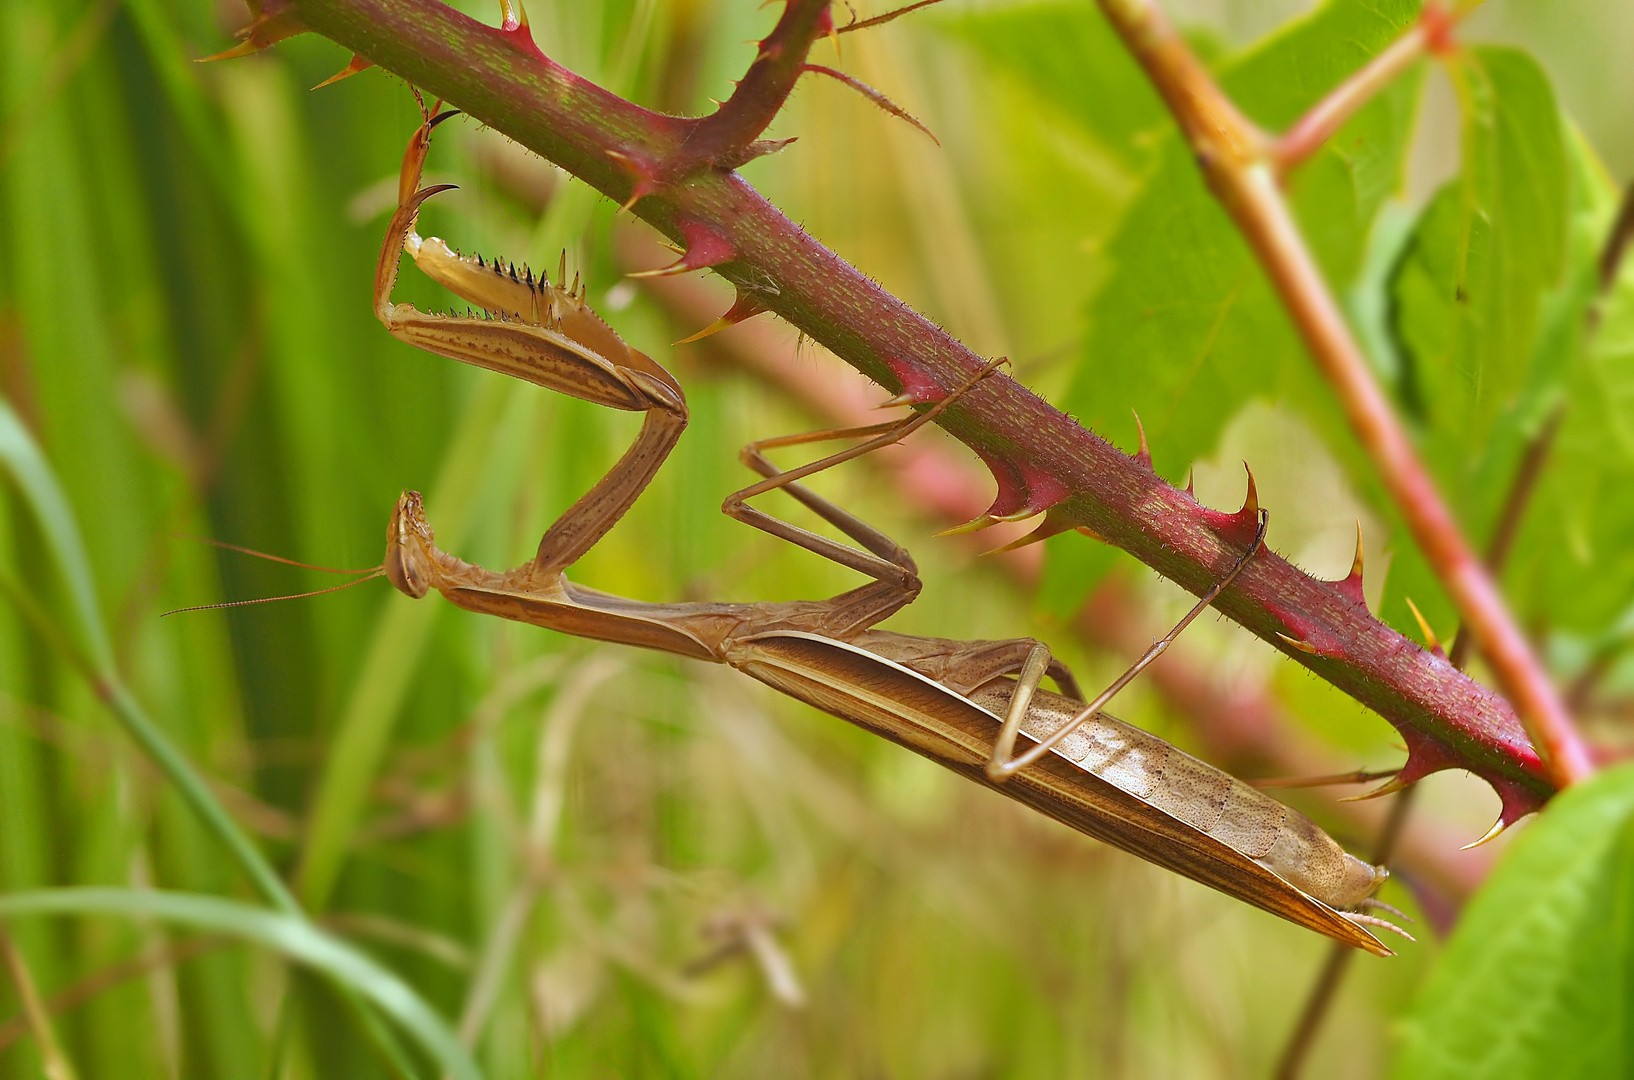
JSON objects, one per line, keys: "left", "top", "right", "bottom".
{"left": 1185, "top": 466, "right": 1195, "bottom": 497}
{"left": 801, "top": 64, "right": 940, "bottom": 145}
{"left": 674, "top": 318, "right": 735, "bottom": 345}
{"left": 626, "top": 259, "right": 692, "bottom": 279}
{"left": 1131, "top": 409, "right": 1151, "bottom": 466}
{"left": 1276, "top": 631, "right": 1320, "bottom": 656}
{"left": 936, "top": 514, "right": 998, "bottom": 537}
{"left": 1404, "top": 596, "right": 1443, "bottom": 654}
{"left": 1240, "top": 462, "right": 1259, "bottom": 518}
{"left": 312, "top": 54, "right": 374, "bottom": 90}
{"left": 1350, "top": 520, "right": 1365, "bottom": 580}
{"left": 199, "top": 40, "right": 261, "bottom": 62}
{"left": 1339, "top": 774, "right": 1411, "bottom": 802}
{"left": 1460, "top": 817, "right": 1507, "bottom": 850}
{"left": 982, "top": 532, "right": 1049, "bottom": 556}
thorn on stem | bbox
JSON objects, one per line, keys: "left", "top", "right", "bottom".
{"left": 1332, "top": 520, "right": 1367, "bottom": 607}
{"left": 1131, "top": 409, "right": 1151, "bottom": 469}
{"left": 1404, "top": 597, "right": 1446, "bottom": 659}
{"left": 973, "top": 446, "right": 1069, "bottom": 521}
{"left": 312, "top": 53, "right": 374, "bottom": 90}
{"left": 936, "top": 514, "right": 999, "bottom": 536}
{"left": 1460, "top": 817, "right": 1507, "bottom": 850}
{"left": 980, "top": 509, "right": 1075, "bottom": 555}
{"left": 198, "top": 7, "right": 308, "bottom": 62}
{"left": 1276, "top": 631, "right": 1321, "bottom": 656}
{"left": 801, "top": 64, "right": 940, "bottom": 145}
{"left": 717, "top": 137, "right": 800, "bottom": 170}
{"left": 1240, "top": 463, "right": 1259, "bottom": 521}
{"left": 674, "top": 291, "right": 769, "bottom": 344}
{"left": 627, "top": 220, "right": 736, "bottom": 279}
{"left": 1340, "top": 773, "right": 1410, "bottom": 801}
{"left": 1197, "top": 463, "right": 1261, "bottom": 547}
{"left": 606, "top": 149, "right": 660, "bottom": 213}
{"left": 878, "top": 355, "right": 950, "bottom": 406}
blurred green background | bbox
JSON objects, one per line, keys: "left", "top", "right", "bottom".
{"left": 1, "top": 0, "right": 1632, "bottom": 1076}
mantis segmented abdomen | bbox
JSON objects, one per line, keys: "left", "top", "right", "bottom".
{"left": 967, "top": 681, "right": 1381, "bottom": 909}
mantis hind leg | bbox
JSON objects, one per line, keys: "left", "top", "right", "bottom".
{"left": 984, "top": 510, "right": 1269, "bottom": 782}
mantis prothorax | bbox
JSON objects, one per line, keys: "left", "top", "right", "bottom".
{"left": 373, "top": 103, "right": 1400, "bottom": 956}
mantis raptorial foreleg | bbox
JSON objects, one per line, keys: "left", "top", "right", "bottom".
{"left": 373, "top": 105, "right": 1399, "bottom": 956}
{"left": 376, "top": 95, "right": 686, "bottom": 577}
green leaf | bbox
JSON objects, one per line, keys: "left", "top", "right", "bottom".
{"left": 1506, "top": 199, "right": 1634, "bottom": 633}
{"left": 0, "top": 398, "right": 114, "bottom": 671}
{"left": 938, "top": 4, "right": 1166, "bottom": 168}
{"left": 1391, "top": 47, "right": 1567, "bottom": 460}
{"left": 1376, "top": 47, "right": 1571, "bottom": 631}
{"left": 1394, "top": 764, "right": 1634, "bottom": 1079}
{"left": 1048, "top": 0, "right": 1420, "bottom": 603}
{"left": 0, "top": 888, "right": 483, "bottom": 1080}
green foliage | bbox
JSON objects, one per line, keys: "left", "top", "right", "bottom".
{"left": 963, "top": 0, "right": 1424, "bottom": 610}
{"left": 1, "top": 0, "right": 1631, "bottom": 1076}
{"left": 1383, "top": 46, "right": 1572, "bottom": 632}
{"left": 0, "top": 889, "right": 480, "bottom": 1080}
{"left": 1395, "top": 764, "right": 1634, "bottom": 1079}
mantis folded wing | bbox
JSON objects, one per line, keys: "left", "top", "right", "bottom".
{"left": 373, "top": 104, "right": 1397, "bottom": 957}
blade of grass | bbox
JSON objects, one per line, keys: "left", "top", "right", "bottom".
{"left": 295, "top": 375, "right": 517, "bottom": 909}
{"left": 0, "top": 888, "right": 481, "bottom": 1080}
{"left": 0, "top": 398, "right": 299, "bottom": 914}
{"left": 0, "top": 929, "right": 79, "bottom": 1080}
{"left": 0, "top": 399, "right": 452, "bottom": 1078}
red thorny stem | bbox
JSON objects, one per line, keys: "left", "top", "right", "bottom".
{"left": 640, "top": 0, "right": 832, "bottom": 179}
{"left": 1275, "top": 416, "right": 1556, "bottom": 1080}
{"left": 1277, "top": 167, "right": 1634, "bottom": 1080}
{"left": 281, "top": 0, "right": 1559, "bottom": 811}
{"left": 1089, "top": 0, "right": 1592, "bottom": 788}
{"left": 620, "top": 234, "right": 1494, "bottom": 914}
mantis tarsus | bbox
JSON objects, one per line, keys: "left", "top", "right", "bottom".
{"left": 373, "top": 103, "right": 1401, "bottom": 957}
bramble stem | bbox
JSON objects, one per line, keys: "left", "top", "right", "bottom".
{"left": 653, "top": 0, "right": 830, "bottom": 176}
{"left": 286, "top": 0, "right": 1559, "bottom": 805}
{"left": 1089, "top": 0, "right": 1592, "bottom": 787}
{"left": 622, "top": 238, "right": 1494, "bottom": 907}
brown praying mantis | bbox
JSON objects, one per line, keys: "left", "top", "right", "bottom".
{"left": 370, "top": 102, "right": 1402, "bottom": 957}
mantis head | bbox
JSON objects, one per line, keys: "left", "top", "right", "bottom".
{"left": 385, "top": 491, "right": 437, "bottom": 599}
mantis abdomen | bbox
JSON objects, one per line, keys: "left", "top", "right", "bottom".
{"left": 966, "top": 681, "right": 1383, "bottom": 911}
{"left": 733, "top": 631, "right": 1391, "bottom": 955}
